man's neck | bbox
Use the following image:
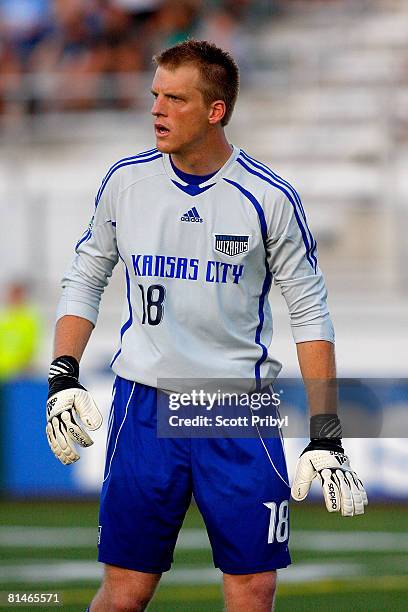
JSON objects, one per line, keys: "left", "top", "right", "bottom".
{"left": 170, "top": 133, "right": 232, "bottom": 175}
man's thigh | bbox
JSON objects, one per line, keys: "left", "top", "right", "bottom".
{"left": 192, "top": 435, "right": 291, "bottom": 574}
{"left": 98, "top": 377, "right": 192, "bottom": 573}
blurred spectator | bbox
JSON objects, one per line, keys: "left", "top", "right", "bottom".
{"left": 155, "top": 0, "right": 200, "bottom": 47}
{"left": 0, "top": 0, "right": 52, "bottom": 113}
{"left": 197, "top": 6, "right": 251, "bottom": 74}
{"left": 90, "top": 3, "right": 143, "bottom": 108}
{"left": 141, "top": 0, "right": 201, "bottom": 66}
{"left": 111, "top": 0, "right": 163, "bottom": 26}
{"left": 27, "top": 0, "right": 104, "bottom": 110}
{"left": 0, "top": 0, "right": 52, "bottom": 65}
{"left": 0, "top": 0, "right": 263, "bottom": 114}
{"left": 0, "top": 282, "right": 42, "bottom": 381}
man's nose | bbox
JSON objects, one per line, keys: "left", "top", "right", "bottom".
{"left": 151, "top": 96, "right": 166, "bottom": 116}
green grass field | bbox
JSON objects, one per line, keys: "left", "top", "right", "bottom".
{"left": 0, "top": 500, "right": 407, "bottom": 611}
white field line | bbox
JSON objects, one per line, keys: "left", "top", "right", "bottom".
{"left": 0, "top": 528, "right": 209, "bottom": 549}
{"left": 0, "top": 561, "right": 362, "bottom": 585}
{"left": 291, "top": 531, "right": 408, "bottom": 552}
{"left": 0, "top": 528, "right": 407, "bottom": 552}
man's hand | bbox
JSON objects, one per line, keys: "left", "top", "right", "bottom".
{"left": 46, "top": 355, "right": 103, "bottom": 465}
{"left": 291, "top": 415, "right": 368, "bottom": 516}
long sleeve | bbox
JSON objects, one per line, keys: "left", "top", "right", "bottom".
{"left": 56, "top": 169, "right": 119, "bottom": 325}
{"left": 266, "top": 191, "right": 335, "bottom": 344}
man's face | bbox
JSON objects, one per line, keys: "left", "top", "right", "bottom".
{"left": 151, "top": 64, "right": 212, "bottom": 155}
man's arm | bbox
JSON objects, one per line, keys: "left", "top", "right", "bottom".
{"left": 46, "top": 314, "right": 102, "bottom": 465}
{"left": 46, "top": 162, "right": 121, "bottom": 464}
{"left": 53, "top": 315, "right": 94, "bottom": 361}
{"left": 263, "top": 186, "right": 367, "bottom": 514}
{"left": 296, "top": 339, "right": 337, "bottom": 417}
{"left": 292, "top": 339, "right": 368, "bottom": 515}
{"left": 46, "top": 314, "right": 103, "bottom": 465}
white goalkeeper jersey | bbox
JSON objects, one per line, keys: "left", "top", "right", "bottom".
{"left": 57, "top": 146, "right": 334, "bottom": 391}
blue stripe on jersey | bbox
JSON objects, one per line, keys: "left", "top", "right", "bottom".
{"left": 223, "top": 178, "right": 267, "bottom": 244}
{"left": 241, "top": 150, "right": 318, "bottom": 270}
{"left": 239, "top": 149, "right": 313, "bottom": 247}
{"left": 223, "top": 178, "right": 272, "bottom": 387}
{"left": 75, "top": 228, "right": 92, "bottom": 251}
{"left": 95, "top": 148, "right": 158, "bottom": 206}
{"left": 255, "top": 269, "right": 273, "bottom": 385}
{"left": 95, "top": 151, "right": 162, "bottom": 209}
{"left": 237, "top": 154, "right": 317, "bottom": 273}
{"left": 75, "top": 151, "right": 161, "bottom": 253}
{"left": 240, "top": 150, "right": 308, "bottom": 219}
{"left": 110, "top": 256, "right": 133, "bottom": 368}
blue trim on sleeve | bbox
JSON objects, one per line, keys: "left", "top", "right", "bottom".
{"left": 223, "top": 177, "right": 272, "bottom": 387}
{"left": 237, "top": 153, "right": 317, "bottom": 273}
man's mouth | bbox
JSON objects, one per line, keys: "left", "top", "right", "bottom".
{"left": 155, "top": 124, "right": 170, "bottom": 137}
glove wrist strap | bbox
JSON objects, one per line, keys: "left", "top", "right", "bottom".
{"left": 48, "top": 355, "right": 80, "bottom": 382}
{"left": 310, "top": 413, "right": 342, "bottom": 439}
{"left": 48, "top": 355, "right": 83, "bottom": 400}
{"left": 302, "top": 413, "right": 344, "bottom": 455}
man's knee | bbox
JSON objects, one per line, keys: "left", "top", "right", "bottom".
{"left": 91, "top": 565, "right": 161, "bottom": 612}
{"left": 108, "top": 592, "right": 151, "bottom": 612}
{"left": 236, "top": 571, "right": 276, "bottom": 597}
{"left": 248, "top": 572, "right": 277, "bottom": 602}
{"left": 223, "top": 570, "right": 277, "bottom": 609}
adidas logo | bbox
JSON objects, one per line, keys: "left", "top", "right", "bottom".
{"left": 181, "top": 206, "right": 203, "bottom": 223}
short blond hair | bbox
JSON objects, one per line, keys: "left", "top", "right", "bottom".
{"left": 153, "top": 39, "right": 239, "bottom": 126}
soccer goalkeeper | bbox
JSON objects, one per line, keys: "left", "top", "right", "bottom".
{"left": 46, "top": 40, "right": 367, "bottom": 611}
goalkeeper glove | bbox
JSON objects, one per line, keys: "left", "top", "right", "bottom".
{"left": 291, "top": 414, "right": 368, "bottom": 516}
{"left": 46, "top": 355, "right": 103, "bottom": 465}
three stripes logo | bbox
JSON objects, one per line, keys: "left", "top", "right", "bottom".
{"left": 181, "top": 206, "right": 203, "bottom": 223}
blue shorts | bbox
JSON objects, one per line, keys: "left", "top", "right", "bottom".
{"left": 98, "top": 377, "right": 291, "bottom": 574}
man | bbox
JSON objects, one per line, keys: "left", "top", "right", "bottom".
{"left": 46, "top": 40, "right": 367, "bottom": 611}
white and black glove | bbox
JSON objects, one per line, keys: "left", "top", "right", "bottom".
{"left": 46, "top": 355, "right": 103, "bottom": 465}
{"left": 291, "top": 414, "right": 368, "bottom": 516}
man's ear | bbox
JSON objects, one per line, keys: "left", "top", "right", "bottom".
{"left": 208, "top": 100, "right": 226, "bottom": 125}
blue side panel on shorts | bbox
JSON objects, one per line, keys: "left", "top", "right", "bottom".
{"left": 98, "top": 377, "right": 291, "bottom": 574}
{"left": 98, "top": 378, "right": 192, "bottom": 573}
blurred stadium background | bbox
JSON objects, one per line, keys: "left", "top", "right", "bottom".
{"left": 0, "top": 0, "right": 407, "bottom": 610}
